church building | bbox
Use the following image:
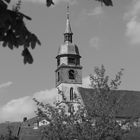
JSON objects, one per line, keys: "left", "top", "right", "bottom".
{"left": 55, "top": 5, "right": 140, "bottom": 120}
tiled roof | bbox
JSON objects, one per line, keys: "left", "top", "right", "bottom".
{"left": 0, "top": 122, "right": 21, "bottom": 136}
{"left": 78, "top": 87, "right": 140, "bottom": 118}
{"left": 19, "top": 127, "right": 43, "bottom": 140}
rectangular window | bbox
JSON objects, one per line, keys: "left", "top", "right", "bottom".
{"left": 57, "top": 59, "right": 60, "bottom": 66}
{"left": 58, "top": 72, "right": 60, "bottom": 81}
{"left": 68, "top": 57, "right": 75, "bottom": 65}
{"left": 76, "top": 58, "right": 80, "bottom": 65}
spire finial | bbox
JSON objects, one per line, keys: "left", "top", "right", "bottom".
{"left": 64, "top": 3, "right": 73, "bottom": 42}
{"left": 65, "top": 3, "right": 72, "bottom": 34}
{"left": 66, "top": 3, "right": 70, "bottom": 20}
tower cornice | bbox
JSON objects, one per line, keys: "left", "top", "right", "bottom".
{"left": 55, "top": 65, "right": 83, "bottom": 72}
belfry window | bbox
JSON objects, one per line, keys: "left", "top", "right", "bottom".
{"left": 70, "top": 87, "right": 74, "bottom": 101}
{"left": 76, "top": 58, "right": 80, "bottom": 65}
{"left": 68, "top": 57, "right": 75, "bottom": 65}
{"left": 64, "top": 34, "right": 69, "bottom": 42}
{"left": 64, "top": 33, "right": 72, "bottom": 43}
{"left": 57, "top": 58, "right": 60, "bottom": 66}
{"left": 69, "top": 70, "right": 75, "bottom": 79}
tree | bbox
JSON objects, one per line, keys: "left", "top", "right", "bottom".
{"left": 34, "top": 65, "right": 136, "bottom": 140}
{"left": 0, "top": 125, "right": 19, "bottom": 140}
{"left": 88, "top": 65, "right": 126, "bottom": 140}
{"left": 0, "top": 0, "right": 42, "bottom": 64}
{"left": 0, "top": 0, "right": 113, "bottom": 64}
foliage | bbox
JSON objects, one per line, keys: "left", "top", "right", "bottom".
{"left": 89, "top": 65, "right": 126, "bottom": 140}
{"left": 34, "top": 98, "right": 92, "bottom": 140}
{"left": 46, "top": 0, "right": 54, "bottom": 7}
{"left": 0, "top": 0, "right": 41, "bottom": 64}
{"left": 95, "top": 0, "right": 113, "bottom": 6}
{"left": 34, "top": 65, "right": 136, "bottom": 140}
{"left": 0, "top": 125, "right": 18, "bottom": 140}
{"left": 46, "top": 0, "right": 113, "bottom": 7}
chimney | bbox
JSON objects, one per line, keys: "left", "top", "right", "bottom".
{"left": 23, "top": 117, "right": 27, "bottom": 122}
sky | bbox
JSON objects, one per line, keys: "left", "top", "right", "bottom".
{"left": 0, "top": 0, "right": 140, "bottom": 122}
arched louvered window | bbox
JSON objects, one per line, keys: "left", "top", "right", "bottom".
{"left": 70, "top": 87, "right": 74, "bottom": 101}
{"left": 69, "top": 70, "right": 75, "bottom": 79}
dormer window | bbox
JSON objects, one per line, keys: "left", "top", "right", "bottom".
{"left": 69, "top": 70, "right": 75, "bottom": 79}
{"left": 68, "top": 57, "right": 75, "bottom": 65}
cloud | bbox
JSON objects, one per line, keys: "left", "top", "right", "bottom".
{"left": 124, "top": 0, "right": 140, "bottom": 44}
{"left": 75, "top": 7, "right": 103, "bottom": 27}
{"left": 0, "top": 96, "right": 36, "bottom": 122}
{"left": 87, "top": 6, "right": 103, "bottom": 16}
{"left": 89, "top": 37, "right": 100, "bottom": 49}
{"left": 33, "top": 88, "right": 57, "bottom": 104}
{"left": 82, "top": 76, "right": 91, "bottom": 88}
{"left": 0, "top": 88, "right": 57, "bottom": 122}
{"left": 0, "top": 81, "right": 12, "bottom": 89}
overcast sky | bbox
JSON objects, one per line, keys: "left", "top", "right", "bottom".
{"left": 0, "top": 0, "right": 140, "bottom": 122}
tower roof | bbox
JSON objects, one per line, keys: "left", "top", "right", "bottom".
{"left": 64, "top": 5, "right": 73, "bottom": 34}
{"left": 56, "top": 5, "right": 80, "bottom": 58}
{"left": 57, "top": 43, "right": 80, "bottom": 57}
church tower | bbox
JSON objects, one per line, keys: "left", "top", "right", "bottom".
{"left": 55, "top": 5, "right": 82, "bottom": 103}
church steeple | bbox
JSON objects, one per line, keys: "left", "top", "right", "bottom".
{"left": 55, "top": 5, "right": 82, "bottom": 88}
{"left": 64, "top": 5, "right": 73, "bottom": 43}
{"left": 55, "top": 4, "right": 82, "bottom": 106}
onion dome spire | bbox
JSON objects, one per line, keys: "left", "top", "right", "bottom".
{"left": 64, "top": 4, "right": 73, "bottom": 43}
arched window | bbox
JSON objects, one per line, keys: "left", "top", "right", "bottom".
{"left": 69, "top": 70, "right": 75, "bottom": 79}
{"left": 70, "top": 87, "right": 74, "bottom": 101}
{"left": 58, "top": 72, "right": 60, "bottom": 81}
